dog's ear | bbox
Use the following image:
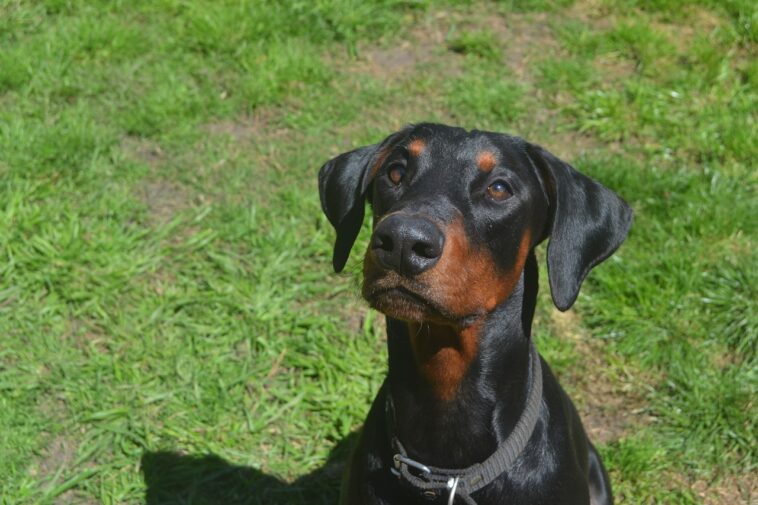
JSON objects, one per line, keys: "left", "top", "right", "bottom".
{"left": 319, "top": 128, "right": 414, "bottom": 272}
{"left": 318, "top": 145, "right": 378, "bottom": 272}
{"left": 526, "top": 143, "right": 633, "bottom": 311}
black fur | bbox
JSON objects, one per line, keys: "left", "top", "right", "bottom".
{"left": 318, "top": 124, "right": 632, "bottom": 504}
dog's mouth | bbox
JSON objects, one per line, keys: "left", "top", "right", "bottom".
{"left": 368, "top": 287, "right": 441, "bottom": 322}
{"left": 362, "top": 274, "right": 451, "bottom": 323}
{"left": 373, "top": 285, "right": 431, "bottom": 308}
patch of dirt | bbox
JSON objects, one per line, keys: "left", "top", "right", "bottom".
{"left": 672, "top": 471, "right": 757, "bottom": 505}
{"left": 361, "top": 40, "right": 440, "bottom": 78}
{"left": 135, "top": 179, "right": 195, "bottom": 225}
{"left": 29, "top": 415, "right": 103, "bottom": 504}
{"left": 491, "top": 12, "right": 557, "bottom": 82}
{"left": 652, "top": 5, "right": 725, "bottom": 53}
{"left": 342, "top": 4, "right": 558, "bottom": 83}
{"left": 204, "top": 107, "right": 284, "bottom": 143}
{"left": 593, "top": 53, "right": 637, "bottom": 82}
{"left": 445, "top": 6, "right": 612, "bottom": 159}
{"left": 531, "top": 128, "right": 609, "bottom": 161}
{"left": 146, "top": 266, "right": 179, "bottom": 297}
{"left": 696, "top": 473, "right": 757, "bottom": 505}
{"left": 32, "top": 434, "right": 78, "bottom": 482}
{"left": 55, "top": 491, "right": 99, "bottom": 505}
{"left": 120, "top": 136, "right": 164, "bottom": 166}
{"left": 122, "top": 135, "right": 201, "bottom": 226}
{"left": 194, "top": 105, "right": 297, "bottom": 207}
{"left": 686, "top": 5, "right": 726, "bottom": 33}
{"left": 550, "top": 309, "right": 654, "bottom": 444}
{"left": 129, "top": 108, "right": 288, "bottom": 219}
{"left": 65, "top": 318, "right": 108, "bottom": 354}
{"left": 566, "top": 0, "right": 616, "bottom": 29}
{"left": 33, "top": 435, "right": 98, "bottom": 505}
{"left": 350, "top": 11, "right": 457, "bottom": 79}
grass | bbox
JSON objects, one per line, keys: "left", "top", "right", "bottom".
{"left": 0, "top": 0, "right": 755, "bottom": 503}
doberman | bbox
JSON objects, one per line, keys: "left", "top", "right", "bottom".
{"left": 318, "top": 124, "right": 632, "bottom": 505}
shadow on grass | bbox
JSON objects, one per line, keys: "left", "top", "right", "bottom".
{"left": 141, "top": 433, "right": 358, "bottom": 505}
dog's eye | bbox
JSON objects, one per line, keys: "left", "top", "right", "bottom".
{"left": 487, "top": 180, "right": 512, "bottom": 201}
{"left": 387, "top": 163, "right": 406, "bottom": 185}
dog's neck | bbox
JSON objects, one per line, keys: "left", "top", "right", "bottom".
{"left": 384, "top": 252, "right": 539, "bottom": 467}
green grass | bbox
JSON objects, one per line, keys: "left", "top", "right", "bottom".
{"left": 0, "top": 0, "right": 755, "bottom": 503}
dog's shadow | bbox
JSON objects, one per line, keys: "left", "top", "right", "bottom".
{"left": 141, "top": 433, "right": 357, "bottom": 505}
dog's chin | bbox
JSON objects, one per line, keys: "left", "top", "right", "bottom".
{"left": 364, "top": 287, "right": 444, "bottom": 323}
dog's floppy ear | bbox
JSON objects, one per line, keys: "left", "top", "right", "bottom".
{"left": 526, "top": 143, "right": 633, "bottom": 311}
{"left": 318, "top": 145, "right": 378, "bottom": 272}
{"left": 319, "top": 128, "right": 413, "bottom": 272}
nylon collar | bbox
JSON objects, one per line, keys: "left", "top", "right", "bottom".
{"left": 386, "top": 342, "right": 543, "bottom": 505}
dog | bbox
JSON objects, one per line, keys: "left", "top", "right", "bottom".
{"left": 318, "top": 123, "right": 632, "bottom": 504}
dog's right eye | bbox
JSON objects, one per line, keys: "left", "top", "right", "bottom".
{"left": 387, "top": 163, "right": 406, "bottom": 185}
{"left": 487, "top": 180, "right": 512, "bottom": 201}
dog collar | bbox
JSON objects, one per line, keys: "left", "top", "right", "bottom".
{"left": 386, "top": 342, "right": 543, "bottom": 505}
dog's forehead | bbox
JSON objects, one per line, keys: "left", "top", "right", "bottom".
{"left": 375, "top": 126, "right": 540, "bottom": 220}
{"left": 408, "top": 125, "right": 526, "bottom": 172}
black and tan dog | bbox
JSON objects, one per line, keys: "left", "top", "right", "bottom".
{"left": 318, "top": 124, "right": 632, "bottom": 505}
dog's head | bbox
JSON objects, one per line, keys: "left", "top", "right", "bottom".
{"left": 319, "top": 124, "right": 632, "bottom": 325}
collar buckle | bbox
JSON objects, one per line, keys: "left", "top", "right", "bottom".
{"left": 392, "top": 453, "right": 431, "bottom": 476}
{"left": 446, "top": 476, "right": 460, "bottom": 505}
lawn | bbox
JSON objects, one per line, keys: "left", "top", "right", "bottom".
{"left": 0, "top": 0, "right": 755, "bottom": 503}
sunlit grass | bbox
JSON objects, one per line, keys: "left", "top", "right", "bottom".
{"left": 0, "top": 0, "right": 754, "bottom": 503}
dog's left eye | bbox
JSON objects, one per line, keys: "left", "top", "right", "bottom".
{"left": 387, "top": 163, "right": 406, "bottom": 185}
{"left": 487, "top": 181, "right": 512, "bottom": 201}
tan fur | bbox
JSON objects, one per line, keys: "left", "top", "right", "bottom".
{"left": 407, "top": 321, "right": 481, "bottom": 401}
{"left": 423, "top": 220, "right": 530, "bottom": 316}
{"left": 362, "top": 217, "right": 532, "bottom": 400}
{"left": 477, "top": 151, "right": 497, "bottom": 172}
{"left": 408, "top": 138, "right": 426, "bottom": 157}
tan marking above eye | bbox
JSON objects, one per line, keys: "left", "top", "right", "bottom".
{"left": 408, "top": 138, "right": 426, "bottom": 157}
{"left": 477, "top": 151, "right": 497, "bottom": 172}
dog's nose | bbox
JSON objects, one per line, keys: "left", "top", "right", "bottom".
{"left": 371, "top": 214, "right": 444, "bottom": 276}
